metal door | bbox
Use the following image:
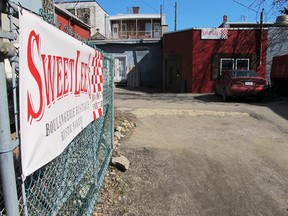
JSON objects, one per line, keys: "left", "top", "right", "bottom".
{"left": 165, "top": 57, "right": 182, "bottom": 92}
{"left": 114, "top": 56, "right": 127, "bottom": 82}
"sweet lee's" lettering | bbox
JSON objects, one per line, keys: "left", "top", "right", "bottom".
{"left": 26, "top": 30, "right": 94, "bottom": 124}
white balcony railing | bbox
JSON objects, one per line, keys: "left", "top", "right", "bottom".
{"left": 112, "top": 30, "right": 161, "bottom": 39}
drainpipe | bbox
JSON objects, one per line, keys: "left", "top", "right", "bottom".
{"left": 150, "top": 18, "right": 152, "bottom": 38}
{"left": 104, "top": 13, "right": 107, "bottom": 38}
{"left": 0, "top": 3, "right": 20, "bottom": 215}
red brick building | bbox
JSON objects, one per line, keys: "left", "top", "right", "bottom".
{"left": 162, "top": 28, "right": 268, "bottom": 93}
{"left": 55, "top": 4, "right": 90, "bottom": 40}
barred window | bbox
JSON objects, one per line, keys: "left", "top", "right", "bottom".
{"left": 77, "top": 8, "right": 90, "bottom": 24}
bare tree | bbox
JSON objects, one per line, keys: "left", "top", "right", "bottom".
{"left": 266, "top": 0, "right": 288, "bottom": 16}
{"left": 233, "top": 0, "right": 288, "bottom": 22}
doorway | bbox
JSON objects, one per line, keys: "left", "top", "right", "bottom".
{"left": 114, "top": 56, "right": 127, "bottom": 82}
{"left": 165, "top": 57, "right": 182, "bottom": 92}
{"left": 153, "top": 23, "right": 161, "bottom": 38}
{"left": 112, "top": 24, "right": 119, "bottom": 39}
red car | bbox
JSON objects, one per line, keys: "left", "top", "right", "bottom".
{"left": 214, "top": 70, "right": 266, "bottom": 101}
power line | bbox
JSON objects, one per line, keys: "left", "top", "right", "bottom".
{"left": 232, "top": 0, "right": 260, "bottom": 21}
{"left": 249, "top": 0, "right": 258, "bottom": 8}
{"left": 138, "top": 0, "right": 158, "bottom": 13}
{"left": 232, "top": 0, "right": 258, "bottom": 13}
{"left": 73, "top": 0, "right": 80, "bottom": 9}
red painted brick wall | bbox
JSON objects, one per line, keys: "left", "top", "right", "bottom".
{"left": 162, "top": 30, "right": 193, "bottom": 92}
{"left": 163, "top": 28, "right": 268, "bottom": 93}
{"left": 56, "top": 14, "right": 90, "bottom": 40}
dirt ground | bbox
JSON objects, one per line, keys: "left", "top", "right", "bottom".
{"left": 95, "top": 88, "right": 288, "bottom": 216}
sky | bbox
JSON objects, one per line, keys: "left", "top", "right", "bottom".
{"left": 96, "top": 0, "right": 284, "bottom": 31}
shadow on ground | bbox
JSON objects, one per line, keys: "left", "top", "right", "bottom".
{"left": 115, "top": 86, "right": 288, "bottom": 122}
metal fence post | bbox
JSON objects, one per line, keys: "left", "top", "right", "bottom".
{"left": 0, "top": 4, "right": 20, "bottom": 215}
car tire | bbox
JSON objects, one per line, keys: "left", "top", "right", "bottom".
{"left": 222, "top": 89, "right": 229, "bottom": 102}
{"left": 256, "top": 95, "right": 264, "bottom": 102}
{"left": 214, "top": 88, "right": 219, "bottom": 96}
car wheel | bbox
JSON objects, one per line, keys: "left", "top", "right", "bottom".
{"left": 214, "top": 88, "right": 219, "bottom": 96}
{"left": 222, "top": 89, "right": 229, "bottom": 102}
{"left": 256, "top": 95, "right": 264, "bottom": 102}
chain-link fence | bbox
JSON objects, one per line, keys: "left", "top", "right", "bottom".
{"left": 0, "top": 2, "right": 114, "bottom": 215}
{"left": 19, "top": 53, "right": 113, "bottom": 216}
{"left": 0, "top": 186, "right": 4, "bottom": 216}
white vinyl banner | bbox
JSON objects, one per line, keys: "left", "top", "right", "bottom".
{"left": 201, "top": 28, "right": 228, "bottom": 40}
{"left": 19, "top": 9, "right": 104, "bottom": 178}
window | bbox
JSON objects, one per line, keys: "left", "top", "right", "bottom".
{"left": 220, "top": 58, "right": 250, "bottom": 77}
{"left": 236, "top": 59, "right": 249, "bottom": 70}
{"left": 145, "top": 23, "right": 151, "bottom": 35}
{"left": 67, "top": 9, "right": 75, "bottom": 15}
{"left": 121, "top": 23, "right": 127, "bottom": 36}
{"left": 213, "top": 55, "right": 256, "bottom": 80}
{"left": 220, "top": 59, "right": 234, "bottom": 76}
{"left": 77, "top": 8, "right": 90, "bottom": 24}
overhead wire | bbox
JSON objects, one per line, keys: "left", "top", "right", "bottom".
{"left": 138, "top": 0, "right": 158, "bottom": 13}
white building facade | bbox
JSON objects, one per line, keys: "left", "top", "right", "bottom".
{"left": 54, "top": 0, "right": 110, "bottom": 38}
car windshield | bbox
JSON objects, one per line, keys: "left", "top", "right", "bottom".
{"left": 230, "top": 70, "right": 258, "bottom": 77}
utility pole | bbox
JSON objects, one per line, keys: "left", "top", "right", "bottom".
{"left": 258, "top": 8, "right": 264, "bottom": 68}
{"left": 160, "top": 4, "right": 163, "bottom": 36}
{"left": 174, "top": 0, "right": 177, "bottom": 31}
{"left": 0, "top": 1, "right": 20, "bottom": 215}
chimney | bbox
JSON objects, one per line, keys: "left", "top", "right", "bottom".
{"left": 222, "top": 15, "right": 229, "bottom": 28}
{"left": 223, "top": 15, "right": 228, "bottom": 23}
{"left": 133, "top": 7, "right": 140, "bottom": 14}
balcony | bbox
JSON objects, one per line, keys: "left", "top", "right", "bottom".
{"left": 109, "top": 15, "right": 165, "bottom": 40}
{"left": 112, "top": 30, "right": 162, "bottom": 40}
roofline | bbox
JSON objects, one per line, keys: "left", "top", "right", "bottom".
{"left": 163, "top": 27, "right": 270, "bottom": 35}
{"left": 54, "top": 0, "right": 109, "bottom": 15}
{"left": 95, "top": 0, "right": 108, "bottom": 14}
{"left": 219, "top": 22, "right": 275, "bottom": 28}
{"left": 55, "top": 4, "right": 91, "bottom": 29}
{"left": 109, "top": 14, "right": 163, "bottom": 20}
{"left": 89, "top": 38, "right": 161, "bottom": 45}
{"left": 225, "top": 22, "right": 274, "bottom": 25}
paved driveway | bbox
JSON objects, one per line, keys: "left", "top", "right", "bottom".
{"left": 110, "top": 87, "right": 288, "bottom": 216}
